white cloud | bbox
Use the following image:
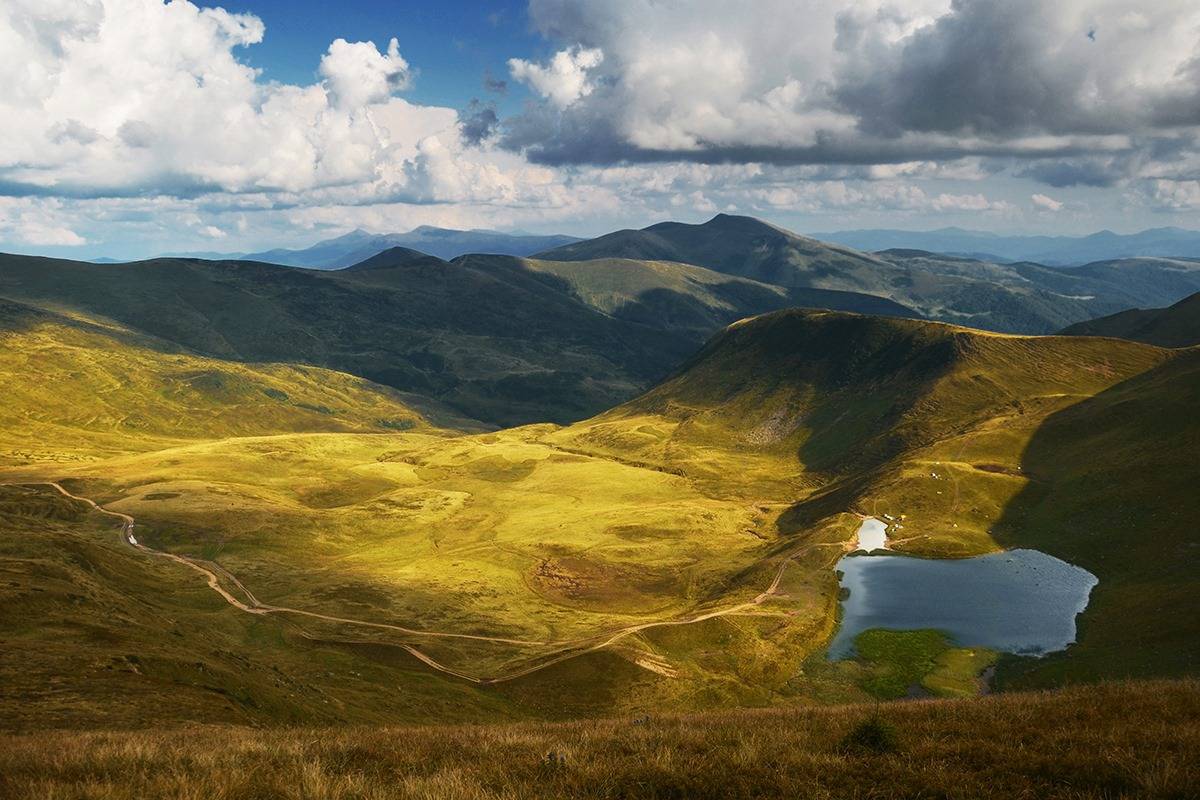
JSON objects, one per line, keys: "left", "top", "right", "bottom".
{"left": 1032, "top": 193, "right": 1064, "bottom": 212}
{"left": 0, "top": 197, "right": 86, "bottom": 245}
{"left": 509, "top": 46, "right": 603, "bottom": 108}
{"left": 320, "top": 37, "right": 411, "bottom": 110}
{"left": 4, "top": 0, "right": 1199, "bottom": 254}
{"left": 1135, "top": 180, "right": 1200, "bottom": 210}
{"left": 0, "top": 0, "right": 450, "bottom": 199}
{"left": 508, "top": 0, "right": 1200, "bottom": 182}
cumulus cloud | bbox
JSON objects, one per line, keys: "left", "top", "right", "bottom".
{"left": 1135, "top": 180, "right": 1200, "bottom": 210}
{"left": 502, "top": 0, "right": 1200, "bottom": 189}
{"left": 0, "top": 0, "right": 478, "bottom": 201}
{"left": 319, "top": 37, "right": 411, "bottom": 110}
{"left": 0, "top": 197, "right": 86, "bottom": 245}
{"left": 509, "top": 46, "right": 604, "bottom": 108}
{"left": 5, "top": 0, "right": 1200, "bottom": 255}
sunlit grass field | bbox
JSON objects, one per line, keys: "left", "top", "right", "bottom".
{"left": 2, "top": 305, "right": 1198, "bottom": 729}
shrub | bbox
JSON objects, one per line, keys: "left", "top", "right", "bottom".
{"left": 840, "top": 714, "right": 898, "bottom": 754}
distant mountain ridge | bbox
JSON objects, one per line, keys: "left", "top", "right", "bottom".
{"left": 0, "top": 246, "right": 915, "bottom": 427}
{"left": 539, "top": 214, "right": 1200, "bottom": 333}
{"left": 1061, "top": 291, "right": 1200, "bottom": 347}
{"left": 165, "top": 226, "right": 582, "bottom": 269}
{"left": 811, "top": 226, "right": 1200, "bottom": 266}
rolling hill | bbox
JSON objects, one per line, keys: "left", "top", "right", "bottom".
{"left": 0, "top": 297, "right": 452, "bottom": 463}
{"left": 552, "top": 310, "right": 1197, "bottom": 683}
{"left": 0, "top": 250, "right": 914, "bottom": 427}
{"left": 1060, "top": 291, "right": 1200, "bottom": 347}
{"left": 539, "top": 215, "right": 1200, "bottom": 333}
{"left": 2, "top": 304, "right": 1195, "bottom": 730}
{"left": 539, "top": 214, "right": 891, "bottom": 289}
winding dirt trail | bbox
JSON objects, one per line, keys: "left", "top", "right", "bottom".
{"left": 7, "top": 481, "right": 846, "bottom": 685}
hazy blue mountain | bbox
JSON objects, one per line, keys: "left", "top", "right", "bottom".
{"left": 225, "top": 227, "right": 582, "bottom": 269}
{"left": 810, "top": 226, "right": 1200, "bottom": 266}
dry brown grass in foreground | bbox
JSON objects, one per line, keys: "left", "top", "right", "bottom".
{"left": 1, "top": 680, "right": 1196, "bottom": 800}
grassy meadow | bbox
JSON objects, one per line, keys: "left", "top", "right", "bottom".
{"left": 0, "top": 680, "right": 1195, "bottom": 799}
{"left": 1, "top": 301, "right": 1198, "bottom": 730}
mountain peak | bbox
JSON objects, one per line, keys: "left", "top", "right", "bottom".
{"left": 343, "top": 246, "right": 446, "bottom": 271}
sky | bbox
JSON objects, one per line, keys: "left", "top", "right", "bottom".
{"left": 3, "top": 0, "right": 1200, "bottom": 260}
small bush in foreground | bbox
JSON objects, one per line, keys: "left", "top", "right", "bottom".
{"left": 840, "top": 713, "right": 899, "bottom": 754}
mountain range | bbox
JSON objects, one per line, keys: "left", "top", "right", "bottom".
{"left": 166, "top": 226, "right": 581, "bottom": 269}
{"left": 2, "top": 301, "right": 1196, "bottom": 729}
{"left": 812, "top": 226, "right": 1200, "bottom": 266}
{"left": 7, "top": 214, "right": 1200, "bottom": 433}
{"left": 541, "top": 214, "right": 1200, "bottom": 333}
{"left": 0, "top": 242, "right": 913, "bottom": 427}
{"left": 1, "top": 212, "right": 1199, "bottom": 735}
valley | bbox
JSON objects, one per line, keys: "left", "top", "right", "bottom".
{"left": 2, "top": 272, "right": 1196, "bottom": 728}
{"left": 6, "top": 2, "right": 1200, "bottom": 794}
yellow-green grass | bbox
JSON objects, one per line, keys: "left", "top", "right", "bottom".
{"left": 0, "top": 484, "right": 514, "bottom": 731}
{"left": 3, "top": 306, "right": 1198, "bottom": 728}
{"left": 547, "top": 311, "right": 1197, "bottom": 690}
{"left": 0, "top": 301, "right": 463, "bottom": 465}
{"left": 848, "top": 629, "right": 998, "bottom": 699}
{"left": 7, "top": 428, "right": 805, "bottom": 676}
{"left": 0, "top": 680, "right": 1196, "bottom": 799}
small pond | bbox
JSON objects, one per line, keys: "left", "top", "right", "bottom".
{"left": 829, "top": 529, "right": 1098, "bottom": 660}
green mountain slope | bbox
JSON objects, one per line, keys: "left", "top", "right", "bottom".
{"left": 539, "top": 214, "right": 894, "bottom": 290}
{"left": 1066, "top": 257, "right": 1200, "bottom": 307}
{"left": 0, "top": 298, "right": 449, "bottom": 463}
{"left": 1060, "top": 291, "right": 1200, "bottom": 347}
{"left": 993, "top": 347, "right": 1200, "bottom": 683}
{"left": 539, "top": 215, "right": 1200, "bottom": 333}
{"left": 2, "top": 299, "right": 1195, "bottom": 727}
{"left": 555, "top": 310, "right": 1196, "bottom": 684}
{"left": 0, "top": 250, "right": 915, "bottom": 427}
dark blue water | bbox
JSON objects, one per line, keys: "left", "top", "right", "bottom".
{"left": 828, "top": 548, "right": 1098, "bottom": 660}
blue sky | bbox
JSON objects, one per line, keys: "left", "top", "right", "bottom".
{"left": 3, "top": 1, "right": 1200, "bottom": 260}
{"left": 192, "top": 0, "right": 536, "bottom": 113}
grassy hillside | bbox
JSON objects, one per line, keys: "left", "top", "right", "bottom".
{"left": 993, "top": 348, "right": 1200, "bottom": 684}
{"left": 538, "top": 214, "right": 888, "bottom": 290}
{"left": 0, "top": 482, "right": 514, "bottom": 731}
{"left": 3, "top": 282, "right": 1198, "bottom": 738}
{"left": 0, "top": 298, "right": 453, "bottom": 463}
{"left": 1067, "top": 257, "right": 1200, "bottom": 307}
{"left": 3, "top": 306, "right": 1194, "bottom": 729}
{"left": 539, "top": 215, "right": 1200, "bottom": 333}
{"left": 0, "top": 680, "right": 1195, "bottom": 799}
{"left": 521, "top": 255, "right": 917, "bottom": 328}
{"left": 1060, "top": 290, "right": 1200, "bottom": 347}
{"left": 0, "top": 249, "right": 913, "bottom": 427}
{"left": 551, "top": 310, "right": 1197, "bottom": 684}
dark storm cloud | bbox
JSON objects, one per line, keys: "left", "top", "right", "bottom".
{"left": 500, "top": 0, "right": 1200, "bottom": 189}
{"left": 836, "top": 0, "right": 1200, "bottom": 138}
{"left": 458, "top": 99, "right": 500, "bottom": 146}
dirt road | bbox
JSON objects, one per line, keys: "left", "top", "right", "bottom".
{"left": 8, "top": 481, "right": 847, "bottom": 685}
